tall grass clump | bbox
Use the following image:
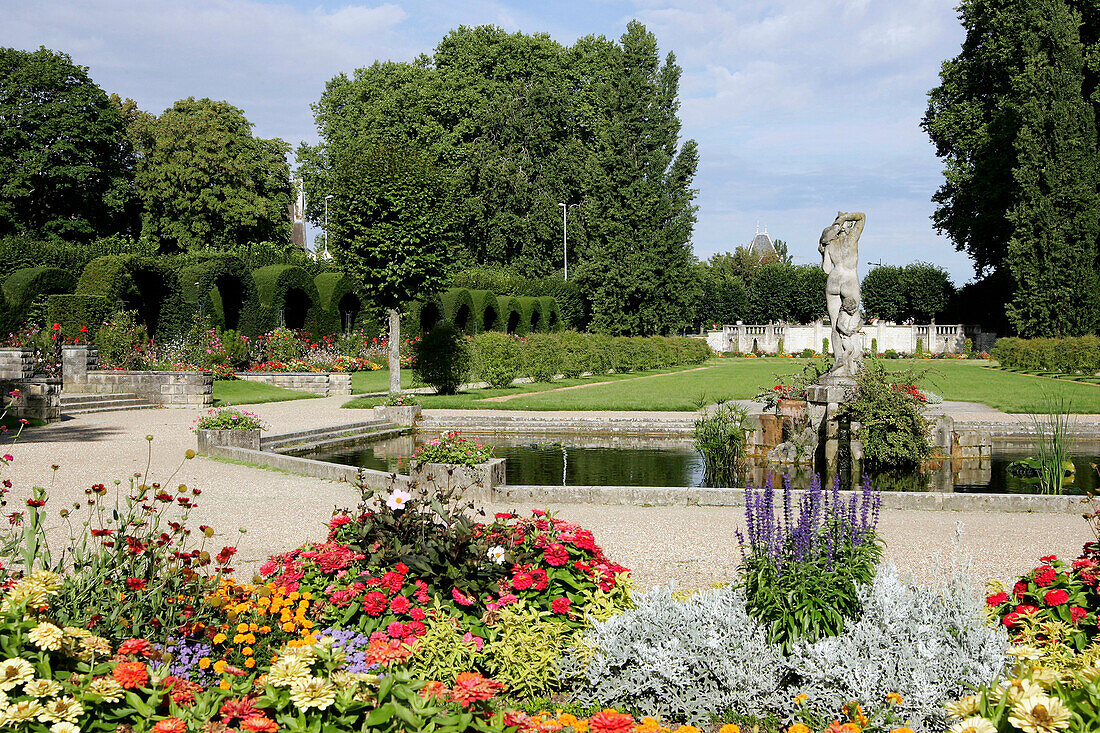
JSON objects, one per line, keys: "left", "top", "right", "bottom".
{"left": 1030, "top": 394, "right": 1076, "bottom": 494}
{"left": 692, "top": 401, "right": 749, "bottom": 487}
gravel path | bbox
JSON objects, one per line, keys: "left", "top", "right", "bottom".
{"left": 0, "top": 398, "right": 1090, "bottom": 592}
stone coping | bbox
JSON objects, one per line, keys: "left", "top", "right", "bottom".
{"left": 85, "top": 369, "right": 213, "bottom": 376}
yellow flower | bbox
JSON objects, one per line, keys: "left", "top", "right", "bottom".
{"left": 0, "top": 658, "right": 35, "bottom": 692}
{"left": 50, "top": 723, "right": 81, "bottom": 733}
{"left": 213, "top": 633, "right": 227, "bottom": 644}
{"left": 947, "top": 716, "right": 998, "bottom": 733}
{"left": 219, "top": 680, "right": 231, "bottom": 690}
{"left": 27, "top": 622, "right": 65, "bottom": 651}
{"left": 886, "top": 692, "right": 903, "bottom": 705}
{"left": 39, "top": 696, "right": 82, "bottom": 724}
{"left": 718, "top": 725, "right": 741, "bottom": 733}
{"left": 86, "top": 677, "right": 125, "bottom": 703}
{"left": 78, "top": 636, "right": 110, "bottom": 660}
{"left": 1008, "top": 694, "right": 1071, "bottom": 733}
{"left": 890, "top": 728, "right": 915, "bottom": 733}
{"left": 267, "top": 656, "right": 311, "bottom": 687}
{"left": 945, "top": 694, "right": 982, "bottom": 719}
{"left": 672, "top": 726, "right": 699, "bottom": 733}
{"left": 787, "top": 725, "right": 810, "bottom": 733}
{"left": 213, "top": 660, "right": 228, "bottom": 674}
{"left": 198, "top": 658, "right": 211, "bottom": 670}
{"left": 794, "top": 693, "right": 808, "bottom": 705}
{"left": 0, "top": 699, "right": 44, "bottom": 725}
{"left": 288, "top": 676, "right": 336, "bottom": 711}
{"left": 23, "top": 679, "right": 62, "bottom": 698}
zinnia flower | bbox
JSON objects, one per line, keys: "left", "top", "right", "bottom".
{"left": 86, "top": 677, "right": 125, "bottom": 702}
{"left": 448, "top": 672, "right": 503, "bottom": 706}
{"left": 589, "top": 709, "right": 634, "bottom": 733}
{"left": 1008, "top": 694, "right": 1071, "bottom": 733}
{"left": 551, "top": 596, "right": 571, "bottom": 615}
{"left": 946, "top": 694, "right": 981, "bottom": 719}
{"left": 487, "top": 546, "right": 506, "bottom": 564}
{"left": 986, "top": 592, "right": 1008, "bottom": 606}
{"left": 39, "top": 696, "right": 82, "bottom": 725}
{"left": 288, "top": 676, "right": 336, "bottom": 711}
{"left": 27, "top": 622, "right": 64, "bottom": 651}
{"left": 22, "top": 678, "right": 61, "bottom": 698}
{"left": 1043, "top": 589, "right": 1069, "bottom": 606}
{"left": 0, "top": 658, "right": 35, "bottom": 691}
{"left": 266, "top": 656, "right": 311, "bottom": 687}
{"left": 1034, "top": 567, "right": 1057, "bottom": 587}
{"left": 151, "top": 717, "right": 187, "bottom": 733}
{"left": 113, "top": 661, "right": 149, "bottom": 689}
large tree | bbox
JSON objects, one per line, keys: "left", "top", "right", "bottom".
{"left": 0, "top": 47, "right": 134, "bottom": 240}
{"left": 327, "top": 141, "right": 458, "bottom": 393}
{"left": 861, "top": 266, "right": 907, "bottom": 322}
{"left": 137, "top": 97, "right": 291, "bottom": 252}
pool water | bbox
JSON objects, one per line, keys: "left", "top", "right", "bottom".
{"left": 300, "top": 432, "right": 1100, "bottom": 493}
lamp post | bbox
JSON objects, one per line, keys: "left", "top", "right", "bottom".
{"left": 324, "top": 194, "right": 334, "bottom": 258}
{"left": 558, "top": 202, "right": 574, "bottom": 280}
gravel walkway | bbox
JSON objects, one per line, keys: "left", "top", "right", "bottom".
{"left": 0, "top": 398, "right": 1090, "bottom": 593}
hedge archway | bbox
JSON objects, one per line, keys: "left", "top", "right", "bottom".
{"left": 538, "top": 296, "right": 561, "bottom": 332}
{"left": 179, "top": 256, "right": 260, "bottom": 336}
{"left": 469, "top": 290, "right": 499, "bottom": 333}
{"left": 76, "top": 255, "right": 188, "bottom": 338}
{"left": 1, "top": 266, "right": 77, "bottom": 333}
{"left": 251, "top": 265, "right": 323, "bottom": 335}
{"left": 441, "top": 288, "right": 475, "bottom": 333}
{"left": 514, "top": 296, "right": 542, "bottom": 335}
{"left": 495, "top": 296, "right": 522, "bottom": 334}
{"left": 315, "top": 272, "right": 368, "bottom": 335}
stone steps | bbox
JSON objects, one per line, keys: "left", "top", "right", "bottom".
{"left": 60, "top": 393, "right": 159, "bottom": 415}
{"left": 261, "top": 420, "right": 397, "bottom": 452}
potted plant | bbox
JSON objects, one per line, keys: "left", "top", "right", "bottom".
{"left": 408, "top": 430, "right": 504, "bottom": 501}
{"left": 373, "top": 392, "right": 422, "bottom": 426}
{"left": 193, "top": 407, "right": 266, "bottom": 454}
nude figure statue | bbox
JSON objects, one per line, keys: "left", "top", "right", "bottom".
{"left": 818, "top": 211, "right": 865, "bottom": 382}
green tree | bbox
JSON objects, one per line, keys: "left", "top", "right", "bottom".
{"left": 902, "top": 262, "right": 956, "bottom": 322}
{"left": 692, "top": 262, "right": 749, "bottom": 328}
{"left": 790, "top": 265, "right": 827, "bottom": 323}
{"left": 772, "top": 239, "right": 794, "bottom": 265}
{"left": 748, "top": 263, "right": 798, "bottom": 322}
{"left": 327, "top": 141, "right": 458, "bottom": 393}
{"left": 1005, "top": 0, "right": 1100, "bottom": 336}
{"left": 137, "top": 97, "right": 291, "bottom": 252}
{"left": 861, "top": 266, "right": 907, "bottom": 322}
{"left": 0, "top": 47, "right": 134, "bottom": 240}
{"left": 575, "top": 22, "right": 699, "bottom": 334}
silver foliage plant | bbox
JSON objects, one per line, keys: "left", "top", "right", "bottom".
{"left": 565, "top": 564, "right": 1008, "bottom": 731}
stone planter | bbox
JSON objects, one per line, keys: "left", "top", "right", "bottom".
{"left": 409, "top": 457, "right": 505, "bottom": 502}
{"left": 776, "top": 398, "right": 807, "bottom": 420}
{"left": 372, "top": 404, "right": 422, "bottom": 426}
{"left": 196, "top": 428, "right": 261, "bottom": 455}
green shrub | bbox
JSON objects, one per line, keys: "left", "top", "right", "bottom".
{"left": 801, "top": 347, "right": 814, "bottom": 358}
{"left": 441, "top": 287, "right": 476, "bottom": 333}
{"left": 883, "top": 349, "right": 899, "bottom": 359}
{"left": 468, "top": 289, "right": 500, "bottom": 333}
{"left": 179, "top": 254, "right": 262, "bottom": 337}
{"left": 195, "top": 407, "right": 266, "bottom": 430}
{"left": 1, "top": 266, "right": 77, "bottom": 334}
{"left": 413, "top": 323, "right": 471, "bottom": 394}
{"left": 77, "top": 255, "right": 189, "bottom": 338}
{"left": 414, "top": 431, "right": 491, "bottom": 465}
{"left": 471, "top": 331, "right": 524, "bottom": 388}
{"left": 407, "top": 605, "right": 484, "bottom": 681}
{"left": 522, "top": 333, "right": 564, "bottom": 382}
{"left": 257, "top": 326, "right": 305, "bottom": 362}
{"left": 556, "top": 331, "right": 592, "bottom": 378}
{"left": 841, "top": 361, "right": 932, "bottom": 468}
{"left": 46, "top": 294, "right": 112, "bottom": 339}
{"left": 251, "top": 264, "right": 323, "bottom": 334}
{"left": 693, "top": 401, "right": 749, "bottom": 487}
{"left": 993, "top": 335, "right": 1100, "bottom": 373}
{"left": 514, "top": 296, "right": 541, "bottom": 335}
{"left": 485, "top": 601, "right": 570, "bottom": 697}
{"left": 94, "top": 311, "right": 148, "bottom": 369}
{"left": 870, "top": 337, "right": 877, "bottom": 354}
{"left": 822, "top": 337, "right": 829, "bottom": 354}
{"left": 916, "top": 337, "right": 923, "bottom": 354}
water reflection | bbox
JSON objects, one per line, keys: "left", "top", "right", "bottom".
{"left": 299, "top": 432, "right": 1100, "bottom": 494}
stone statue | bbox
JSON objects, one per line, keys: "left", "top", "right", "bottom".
{"left": 818, "top": 211, "right": 865, "bottom": 383}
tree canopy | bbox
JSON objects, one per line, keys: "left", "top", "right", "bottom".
{"left": 861, "top": 263, "right": 954, "bottom": 323}
{"left": 0, "top": 47, "right": 134, "bottom": 241}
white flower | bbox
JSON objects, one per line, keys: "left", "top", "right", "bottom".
{"left": 948, "top": 716, "right": 998, "bottom": 733}
{"left": 27, "top": 622, "right": 64, "bottom": 651}
{"left": 0, "top": 658, "right": 34, "bottom": 692}
{"left": 487, "top": 546, "right": 506, "bottom": 564}
{"left": 51, "top": 723, "right": 81, "bottom": 733}
{"left": 385, "top": 489, "right": 413, "bottom": 511}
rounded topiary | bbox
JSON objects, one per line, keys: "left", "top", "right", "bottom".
{"left": 513, "top": 296, "right": 542, "bottom": 335}
{"left": 1, "top": 266, "right": 77, "bottom": 333}
{"left": 76, "top": 255, "right": 188, "bottom": 338}
{"left": 472, "top": 331, "right": 523, "bottom": 389}
{"left": 314, "top": 271, "right": 373, "bottom": 335}
{"left": 537, "top": 296, "right": 561, "bottom": 332}
{"left": 440, "top": 288, "right": 475, "bottom": 333}
{"left": 178, "top": 255, "right": 261, "bottom": 336}
{"left": 468, "top": 289, "right": 500, "bottom": 333}
{"left": 407, "top": 295, "right": 445, "bottom": 338}
{"left": 251, "top": 264, "right": 323, "bottom": 335}
{"left": 522, "top": 333, "right": 563, "bottom": 382}
{"left": 413, "top": 323, "right": 471, "bottom": 394}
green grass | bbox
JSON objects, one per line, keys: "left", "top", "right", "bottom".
{"left": 343, "top": 357, "right": 1100, "bottom": 413}
{"left": 350, "top": 369, "right": 421, "bottom": 394}
{"left": 212, "top": 380, "right": 321, "bottom": 407}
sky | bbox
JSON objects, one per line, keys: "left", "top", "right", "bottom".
{"left": 2, "top": 0, "right": 975, "bottom": 283}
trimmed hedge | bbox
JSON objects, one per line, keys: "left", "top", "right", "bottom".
{"left": 178, "top": 255, "right": 262, "bottom": 336}
{"left": 1, "top": 266, "right": 77, "bottom": 334}
{"left": 497, "top": 296, "right": 524, "bottom": 334}
{"left": 46, "top": 294, "right": 112, "bottom": 338}
{"left": 406, "top": 295, "right": 445, "bottom": 338}
{"left": 514, "top": 296, "right": 542, "bottom": 335}
{"left": 251, "top": 265, "right": 323, "bottom": 335}
{"left": 441, "top": 288, "right": 475, "bottom": 333}
{"left": 75, "top": 255, "right": 189, "bottom": 338}
{"left": 538, "top": 296, "right": 562, "bottom": 332}
{"left": 315, "top": 272, "right": 377, "bottom": 336}
{"left": 992, "top": 336, "right": 1100, "bottom": 374}
{"left": 468, "top": 290, "right": 500, "bottom": 333}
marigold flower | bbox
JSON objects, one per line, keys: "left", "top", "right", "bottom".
{"left": 886, "top": 692, "right": 903, "bottom": 705}
{"left": 787, "top": 726, "right": 810, "bottom": 733}
{"left": 718, "top": 726, "right": 741, "bottom": 733}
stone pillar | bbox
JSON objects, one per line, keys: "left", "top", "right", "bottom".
{"left": 61, "top": 345, "right": 97, "bottom": 389}
{"left": 805, "top": 383, "right": 861, "bottom": 483}
{"left": 0, "top": 347, "right": 33, "bottom": 380}
{"left": 2, "top": 377, "right": 62, "bottom": 423}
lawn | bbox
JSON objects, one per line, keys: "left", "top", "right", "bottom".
{"left": 212, "top": 379, "right": 321, "bottom": 406}
{"left": 344, "top": 357, "right": 1100, "bottom": 413}
{"left": 350, "top": 368, "right": 421, "bottom": 394}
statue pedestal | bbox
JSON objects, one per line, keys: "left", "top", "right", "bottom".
{"left": 806, "top": 381, "right": 862, "bottom": 485}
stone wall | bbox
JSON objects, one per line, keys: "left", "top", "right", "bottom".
{"left": 1, "top": 377, "right": 62, "bottom": 422}
{"left": 237, "top": 372, "right": 352, "bottom": 397}
{"left": 61, "top": 345, "right": 212, "bottom": 408}
{"left": 0, "top": 347, "right": 34, "bottom": 380}
{"left": 703, "top": 321, "right": 997, "bottom": 355}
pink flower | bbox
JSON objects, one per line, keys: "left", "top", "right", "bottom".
{"left": 461, "top": 632, "right": 484, "bottom": 651}
{"left": 551, "top": 596, "right": 571, "bottom": 615}
{"left": 387, "top": 621, "right": 405, "bottom": 638}
{"left": 543, "top": 543, "right": 569, "bottom": 567}
{"left": 452, "top": 588, "right": 475, "bottom": 606}
{"left": 1044, "top": 589, "right": 1070, "bottom": 606}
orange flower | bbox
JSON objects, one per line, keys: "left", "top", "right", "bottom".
{"left": 589, "top": 709, "right": 634, "bottom": 733}
{"left": 420, "top": 680, "right": 450, "bottom": 700}
{"left": 787, "top": 726, "right": 810, "bottom": 733}
{"left": 448, "top": 671, "right": 504, "bottom": 706}
{"left": 241, "top": 717, "right": 279, "bottom": 733}
{"left": 718, "top": 726, "right": 741, "bottom": 733}
{"left": 365, "top": 639, "right": 413, "bottom": 666}
{"left": 890, "top": 729, "right": 915, "bottom": 733}
{"left": 151, "top": 718, "right": 186, "bottom": 733}
{"left": 113, "top": 661, "right": 149, "bottom": 689}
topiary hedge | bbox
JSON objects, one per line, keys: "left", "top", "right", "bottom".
{"left": 538, "top": 296, "right": 562, "bottom": 332}
{"left": 1, "top": 266, "right": 77, "bottom": 334}
{"left": 514, "top": 296, "right": 542, "bottom": 335}
{"left": 440, "top": 288, "right": 475, "bottom": 333}
{"left": 497, "top": 296, "right": 524, "bottom": 334}
{"left": 406, "top": 295, "right": 445, "bottom": 338}
{"left": 46, "top": 294, "right": 112, "bottom": 339}
{"left": 468, "top": 290, "right": 500, "bottom": 333}
{"left": 251, "top": 265, "right": 324, "bottom": 335}
{"left": 76, "top": 255, "right": 189, "bottom": 338}
{"left": 178, "top": 255, "right": 261, "bottom": 336}
{"left": 992, "top": 336, "right": 1100, "bottom": 374}
{"left": 315, "top": 271, "right": 377, "bottom": 336}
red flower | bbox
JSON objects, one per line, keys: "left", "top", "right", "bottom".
{"left": 1071, "top": 606, "right": 1087, "bottom": 623}
{"left": 220, "top": 696, "right": 260, "bottom": 722}
{"left": 530, "top": 568, "right": 549, "bottom": 591}
{"left": 151, "top": 719, "right": 186, "bottom": 733}
{"left": 118, "top": 638, "right": 151, "bottom": 657}
{"left": 448, "top": 671, "right": 503, "bottom": 706}
{"left": 26, "top": 499, "right": 45, "bottom": 508}
{"left": 986, "top": 592, "right": 1008, "bottom": 607}
{"left": 410, "top": 607, "right": 426, "bottom": 621}
{"left": 1016, "top": 603, "right": 1040, "bottom": 616}
{"left": 1004, "top": 612, "right": 1021, "bottom": 628}
{"left": 390, "top": 595, "right": 411, "bottom": 614}
{"left": 420, "top": 680, "right": 450, "bottom": 700}
{"left": 551, "top": 596, "right": 571, "bottom": 615}
{"left": 1041, "top": 555, "right": 1058, "bottom": 562}
{"left": 126, "top": 578, "right": 147, "bottom": 591}
{"left": 113, "top": 661, "right": 149, "bottom": 689}
{"left": 511, "top": 571, "right": 534, "bottom": 591}
{"left": 589, "top": 709, "right": 635, "bottom": 733}
{"left": 543, "top": 543, "right": 569, "bottom": 567}
{"left": 451, "top": 588, "right": 475, "bottom": 606}
{"left": 1034, "top": 566, "right": 1057, "bottom": 586}
{"left": 1014, "top": 580, "right": 1029, "bottom": 597}
{"left": 362, "top": 591, "right": 388, "bottom": 617}
{"left": 387, "top": 621, "right": 405, "bottom": 638}
{"left": 1044, "top": 589, "right": 1070, "bottom": 606}
{"left": 404, "top": 620, "right": 426, "bottom": 637}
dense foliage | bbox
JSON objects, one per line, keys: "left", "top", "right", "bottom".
{"left": 413, "top": 325, "right": 472, "bottom": 395}
{"left": 992, "top": 335, "right": 1100, "bottom": 373}
{"left": 692, "top": 401, "right": 749, "bottom": 487}
{"left": 840, "top": 362, "right": 932, "bottom": 469}
{"left": 861, "top": 264, "right": 955, "bottom": 324}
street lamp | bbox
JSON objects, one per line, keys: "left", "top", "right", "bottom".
{"left": 323, "top": 194, "right": 334, "bottom": 258}
{"left": 558, "top": 202, "right": 575, "bottom": 280}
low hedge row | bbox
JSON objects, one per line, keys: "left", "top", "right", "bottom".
{"left": 469, "top": 331, "right": 712, "bottom": 388}
{"left": 408, "top": 288, "right": 564, "bottom": 337}
{"left": 991, "top": 335, "right": 1100, "bottom": 373}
